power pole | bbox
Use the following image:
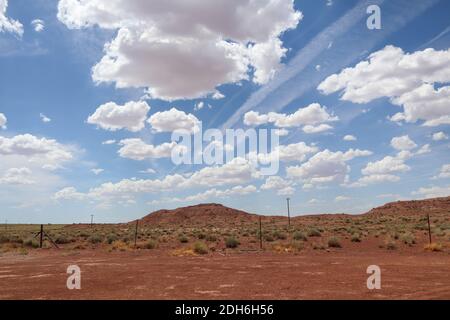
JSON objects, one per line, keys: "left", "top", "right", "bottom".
{"left": 90, "top": 215, "right": 94, "bottom": 227}
{"left": 286, "top": 198, "right": 291, "bottom": 227}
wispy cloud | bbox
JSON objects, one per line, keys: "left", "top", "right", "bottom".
{"left": 222, "top": 0, "right": 438, "bottom": 130}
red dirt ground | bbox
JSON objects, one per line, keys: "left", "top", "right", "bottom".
{"left": 1, "top": 197, "right": 449, "bottom": 300}
{"left": 1, "top": 248, "right": 449, "bottom": 300}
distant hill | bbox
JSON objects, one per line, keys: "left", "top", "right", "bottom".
{"left": 365, "top": 196, "right": 450, "bottom": 216}
{"left": 135, "top": 196, "right": 450, "bottom": 227}
{"left": 138, "top": 203, "right": 262, "bottom": 227}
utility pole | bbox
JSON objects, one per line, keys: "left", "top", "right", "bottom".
{"left": 90, "top": 214, "right": 94, "bottom": 228}
{"left": 286, "top": 198, "right": 291, "bottom": 227}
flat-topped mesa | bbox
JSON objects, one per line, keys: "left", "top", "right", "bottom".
{"left": 365, "top": 196, "right": 450, "bottom": 216}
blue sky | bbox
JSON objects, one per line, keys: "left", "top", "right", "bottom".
{"left": 1, "top": 0, "right": 449, "bottom": 223}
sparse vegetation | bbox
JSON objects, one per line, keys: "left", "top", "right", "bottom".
{"left": 328, "top": 237, "right": 342, "bottom": 248}
{"left": 293, "top": 231, "right": 307, "bottom": 241}
{"left": 145, "top": 240, "right": 157, "bottom": 249}
{"left": 193, "top": 241, "right": 209, "bottom": 254}
{"left": 225, "top": 237, "right": 240, "bottom": 248}
{"left": 88, "top": 234, "right": 103, "bottom": 244}
{"left": 424, "top": 242, "right": 442, "bottom": 252}
{"left": 307, "top": 228, "right": 321, "bottom": 237}
{"left": 351, "top": 234, "right": 361, "bottom": 242}
{"left": 385, "top": 239, "right": 397, "bottom": 250}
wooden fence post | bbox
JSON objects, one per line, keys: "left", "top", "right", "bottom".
{"left": 39, "top": 224, "right": 43, "bottom": 248}
{"left": 259, "top": 216, "right": 263, "bottom": 250}
{"left": 134, "top": 220, "right": 139, "bottom": 248}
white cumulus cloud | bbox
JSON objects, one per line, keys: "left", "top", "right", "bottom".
{"left": 118, "top": 138, "right": 182, "bottom": 161}
{"left": 432, "top": 132, "right": 448, "bottom": 141}
{"left": 318, "top": 45, "right": 450, "bottom": 127}
{"left": 390, "top": 135, "right": 417, "bottom": 151}
{"left": 87, "top": 101, "right": 150, "bottom": 132}
{"left": 0, "top": 0, "right": 23, "bottom": 36}
{"left": 147, "top": 107, "right": 200, "bottom": 133}
{"left": 57, "top": 0, "right": 302, "bottom": 101}
{"left": 244, "top": 103, "right": 338, "bottom": 133}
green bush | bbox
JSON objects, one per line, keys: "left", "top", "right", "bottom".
{"left": 106, "top": 234, "right": 118, "bottom": 244}
{"left": 88, "top": 234, "right": 103, "bottom": 244}
{"left": 179, "top": 235, "right": 189, "bottom": 243}
{"left": 225, "top": 237, "right": 240, "bottom": 248}
{"left": 23, "top": 238, "right": 39, "bottom": 248}
{"left": 312, "top": 242, "right": 325, "bottom": 250}
{"left": 385, "top": 239, "right": 397, "bottom": 250}
{"left": 400, "top": 233, "right": 415, "bottom": 246}
{"left": 293, "top": 231, "right": 307, "bottom": 241}
{"left": 328, "top": 237, "right": 342, "bottom": 248}
{"left": 197, "top": 232, "right": 206, "bottom": 240}
{"left": 351, "top": 234, "right": 361, "bottom": 242}
{"left": 145, "top": 240, "right": 157, "bottom": 249}
{"left": 307, "top": 228, "right": 321, "bottom": 237}
{"left": 55, "top": 235, "right": 71, "bottom": 244}
{"left": 273, "top": 231, "right": 287, "bottom": 240}
{"left": 0, "top": 235, "right": 10, "bottom": 243}
{"left": 193, "top": 242, "right": 208, "bottom": 254}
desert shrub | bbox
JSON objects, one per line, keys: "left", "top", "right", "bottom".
{"left": 385, "top": 239, "right": 397, "bottom": 250}
{"left": 273, "top": 231, "right": 287, "bottom": 240}
{"left": 264, "top": 234, "right": 274, "bottom": 242}
{"left": 206, "top": 234, "right": 217, "bottom": 242}
{"left": 293, "top": 231, "right": 307, "bottom": 241}
{"left": 307, "top": 228, "right": 321, "bottom": 237}
{"left": 179, "top": 235, "right": 189, "bottom": 243}
{"left": 8, "top": 236, "right": 23, "bottom": 244}
{"left": 312, "top": 242, "right": 325, "bottom": 250}
{"left": 197, "top": 232, "right": 206, "bottom": 240}
{"left": 193, "top": 242, "right": 209, "bottom": 255}
{"left": 0, "top": 235, "right": 10, "bottom": 243}
{"left": 145, "top": 240, "right": 157, "bottom": 249}
{"left": 328, "top": 237, "right": 342, "bottom": 248}
{"left": 79, "top": 231, "right": 90, "bottom": 239}
{"left": 23, "top": 238, "right": 39, "bottom": 248}
{"left": 424, "top": 242, "right": 442, "bottom": 252}
{"left": 351, "top": 234, "right": 361, "bottom": 242}
{"left": 111, "top": 240, "right": 129, "bottom": 251}
{"left": 225, "top": 237, "right": 240, "bottom": 248}
{"left": 88, "top": 234, "right": 103, "bottom": 244}
{"left": 55, "top": 235, "right": 71, "bottom": 244}
{"left": 400, "top": 233, "right": 416, "bottom": 246}
{"left": 106, "top": 234, "right": 118, "bottom": 244}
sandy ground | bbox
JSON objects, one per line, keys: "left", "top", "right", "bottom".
{"left": 1, "top": 249, "right": 449, "bottom": 300}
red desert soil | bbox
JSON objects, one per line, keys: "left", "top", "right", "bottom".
{"left": 1, "top": 197, "right": 449, "bottom": 299}
{"left": 0, "top": 249, "right": 449, "bottom": 300}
